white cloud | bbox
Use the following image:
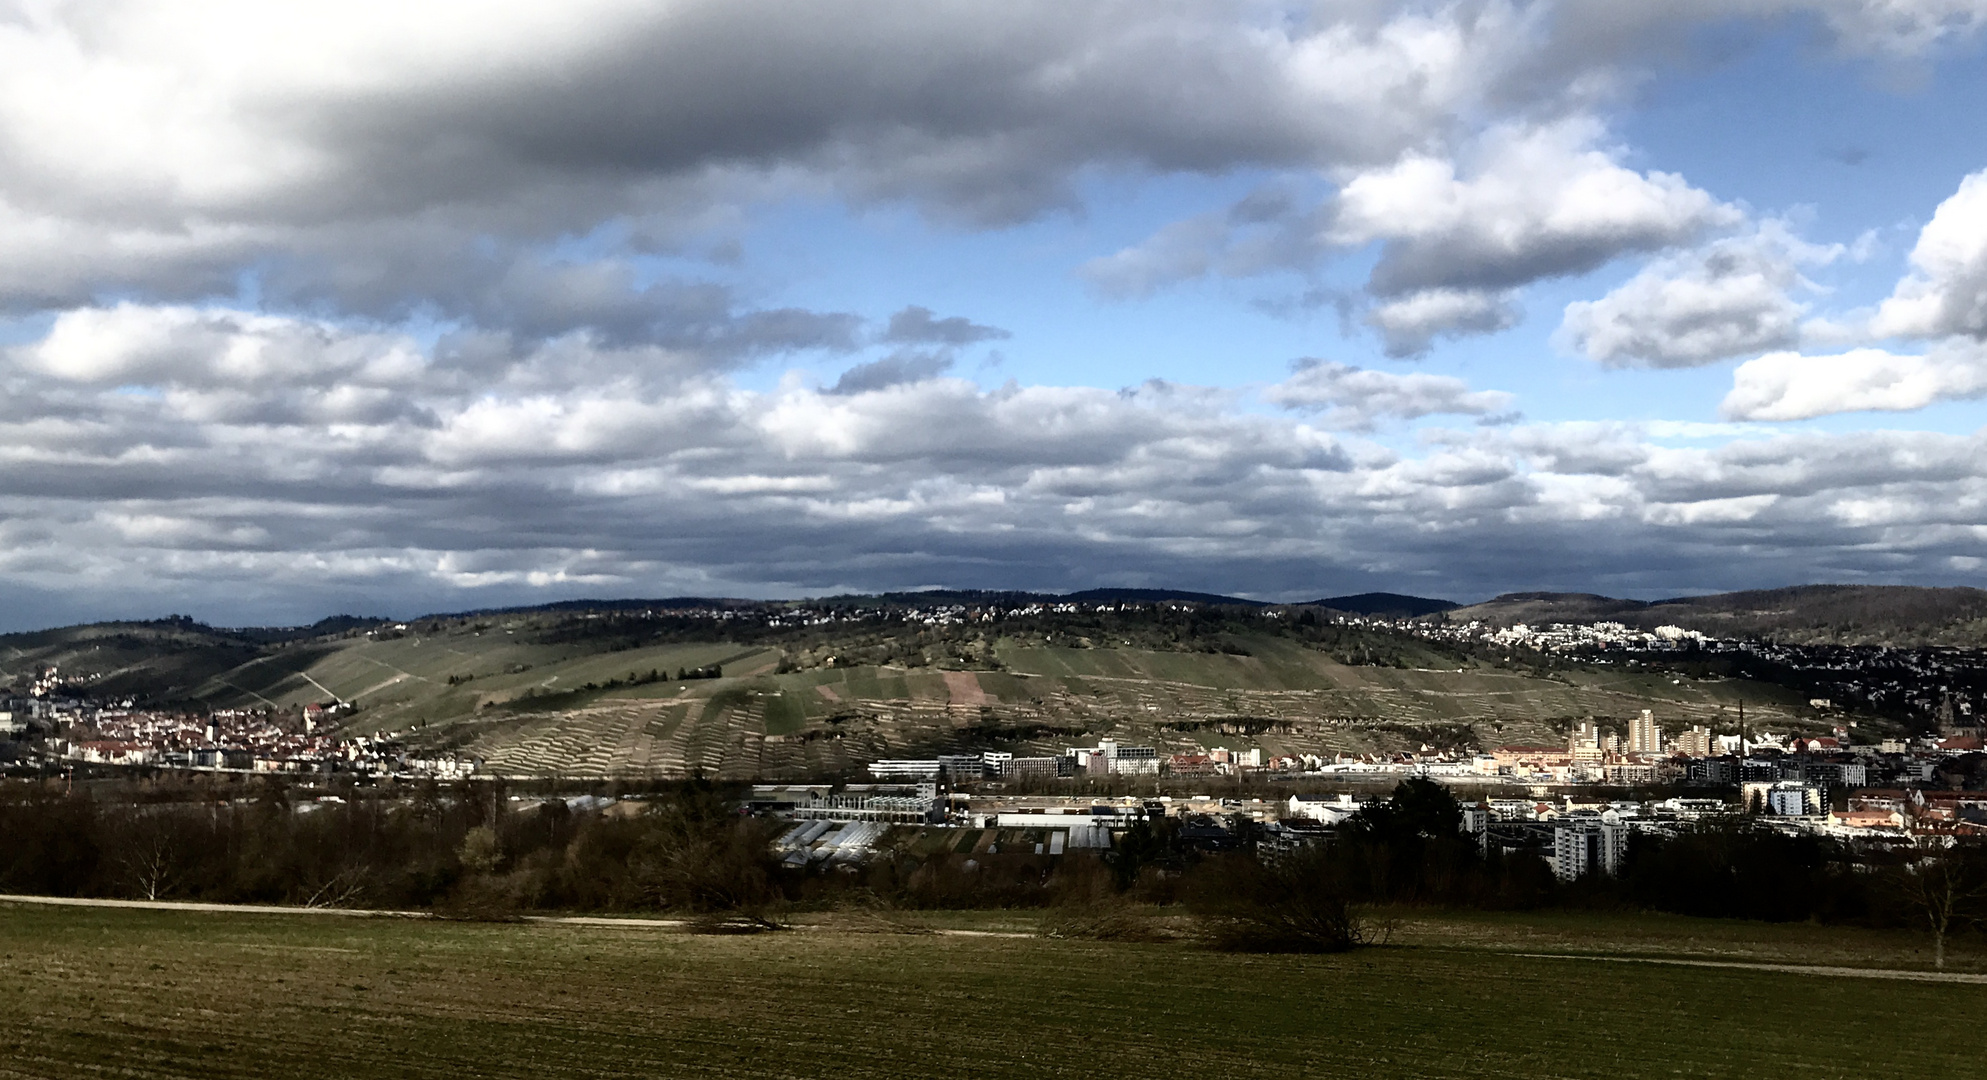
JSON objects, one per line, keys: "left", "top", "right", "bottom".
{"left": 1801, "top": 0, "right": 1987, "bottom": 56}
{"left": 1366, "top": 288, "right": 1522, "bottom": 357}
{"left": 1558, "top": 224, "right": 1841, "bottom": 367}
{"left": 1721, "top": 344, "right": 1987, "bottom": 420}
{"left": 1872, "top": 168, "right": 1987, "bottom": 339}
{"left": 1086, "top": 113, "right": 1742, "bottom": 345}
{"left": 1332, "top": 118, "right": 1738, "bottom": 295}
{"left": 1263, "top": 359, "right": 1515, "bottom": 429}
{"left": 1327, "top": 117, "right": 1738, "bottom": 351}
{"left": 16, "top": 303, "right": 422, "bottom": 388}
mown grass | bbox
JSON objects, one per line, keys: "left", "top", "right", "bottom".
{"left": 0, "top": 903, "right": 1977, "bottom": 1080}
{"left": 1382, "top": 905, "right": 1987, "bottom": 973}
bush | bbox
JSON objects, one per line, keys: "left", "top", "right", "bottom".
{"left": 1040, "top": 898, "right": 1174, "bottom": 943}
{"left": 1186, "top": 849, "right": 1379, "bottom": 953}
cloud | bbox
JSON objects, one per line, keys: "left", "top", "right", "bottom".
{"left": 1871, "top": 168, "right": 1987, "bottom": 339}
{"left": 1264, "top": 359, "right": 1515, "bottom": 430}
{"left": 881, "top": 306, "right": 1009, "bottom": 346}
{"left": 1078, "top": 115, "right": 1743, "bottom": 352}
{"left": 1079, "top": 184, "right": 1332, "bottom": 298}
{"left": 0, "top": 1, "right": 1958, "bottom": 347}
{"left": 1557, "top": 224, "right": 1841, "bottom": 367}
{"left": 828, "top": 352, "right": 956, "bottom": 395}
{"left": 829, "top": 306, "right": 1010, "bottom": 392}
{"left": 456, "top": 261, "right": 866, "bottom": 356}
{"left": 4, "top": 303, "right": 1986, "bottom": 626}
{"left": 1084, "top": 114, "right": 1735, "bottom": 335}
{"left": 1721, "top": 344, "right": 1987, "bottom": 420}
{"left": 1801, "top": 0, "right": 1987, "bottom": 56}
{"left": 1366, "top": 289, "right": 1523, "bottom": 358}
{"left": 1333, "top": 118, "right": 1738, "bottom": 302}
{"left": 7, "top": 3, "right": 1928, "bottom": 327}
{"left": 3, "top": 6, "right": 1987, "bottom": 625}
{"left": 0, "top": 0, "right": 1553, "bottom": 318}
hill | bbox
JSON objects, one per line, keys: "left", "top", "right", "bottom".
{"left": 5, "top": 598, "right": 1840, "bottom": 779}
{"left": 13, "top": 583, "right": 1981, "bottom": 780}
{"left": 1309, "top": 592, "right": 1458, "bottom": 618}
{"left": 1446, "top": 585, "right": 1987, "bottom": 646}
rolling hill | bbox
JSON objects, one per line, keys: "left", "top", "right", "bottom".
{"left": 1, "top": 591, "right": 1865, "bottom": 780}
{"left": 1445, "top": 585, "right": 1987, "bottom": 647}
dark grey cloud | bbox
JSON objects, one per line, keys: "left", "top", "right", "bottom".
{"left": 0, "top": 0, "right": 1544, "bottom": 320}
{"left": 4, "top": 309, "right": 1986, "bottom": 630}
{"left": 0, "top": 1, "right": 1964, "bottom": 341}
{"left": 882, "top": 306, "right": 1010, "bottom": 347}
{"left": 828, "top": 351, "right": 954, "bottom": 394}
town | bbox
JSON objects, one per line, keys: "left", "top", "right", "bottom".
{"left": 10, "top": 632, "right": 1987, "bottom": 887}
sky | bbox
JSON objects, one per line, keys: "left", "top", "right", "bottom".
{"left": 2, "top": 0, "right": 1986, "bottom": 630}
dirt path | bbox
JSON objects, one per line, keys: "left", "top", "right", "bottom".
{"left": 0, "top": 894, "right": 428, "bottom": 918}
{"left": 1509, "top": 951, "right": 1987, "bottom": 984}
{"left": 943, "top": 671, "right": 989, "bottom": 706}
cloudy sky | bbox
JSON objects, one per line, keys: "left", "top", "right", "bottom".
{"left": 3, "top": 1, "right": 1986, "bottom": 629}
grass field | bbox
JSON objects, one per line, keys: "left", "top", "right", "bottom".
{"left": 0, "top": 903, "right": 1978, "bottom": 1079}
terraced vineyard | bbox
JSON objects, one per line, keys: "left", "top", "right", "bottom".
{"left": 11, "top": 608, "right": 1833, "bottom": 780}
{"left": 216, "top": 633, "right": 1819, "bottom": 779}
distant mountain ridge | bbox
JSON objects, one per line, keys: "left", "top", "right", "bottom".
{"left": 7, "top": 584, "right": 1983, "bottom": 667}
{"left": 1447, "top": 584, "right": 1987, "bottom": 647}
{"left": 462, "top": 587, "right": 1461, "bottom": 615}
{"left": 1305, "top": 592, "right": 1460, "bottom": 618}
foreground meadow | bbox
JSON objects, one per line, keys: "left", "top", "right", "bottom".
{"left": 0, "top": 903, "right": 1978, "bottom": 1080}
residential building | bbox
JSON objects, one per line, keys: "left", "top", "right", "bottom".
{"left": 1743, "top": 780, "right": 1824, "bottom": 816}
{"left": 1629, "top": 710, "right": 1663, "bottom": 755}
{"left": 1552, "top": 820, "right": 1628, "bottom": 880}
{"left": 1673, "top": 725, "right": 1714, "bottom": 757}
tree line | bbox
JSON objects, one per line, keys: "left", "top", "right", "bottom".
{"left": 0, "top": 777, "right": 1979, "bottom": 959}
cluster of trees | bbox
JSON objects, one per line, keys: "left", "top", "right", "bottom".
{"left": 0, "top": 779, "right": 787, "bottom": 919}
{"left": 1101, "top": 779, "right": 1987, "bottom": 955}
{"left": 3, "top": 776, "right": 1981, "bottom": 960}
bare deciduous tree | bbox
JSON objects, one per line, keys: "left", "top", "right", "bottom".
{"left": 115, "top": 811, "right": 193, "bottom": 901}
{"left": 1894, "top": 837, "right": 1987, "bottom": 970}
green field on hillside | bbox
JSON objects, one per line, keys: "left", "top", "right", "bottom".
{"left": 0, "top": 903, "right": 1975, "bottom": 1080}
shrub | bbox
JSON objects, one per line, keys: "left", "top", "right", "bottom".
{"left": 1186, "top": 849, "right": 1379, "bottom": 953}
